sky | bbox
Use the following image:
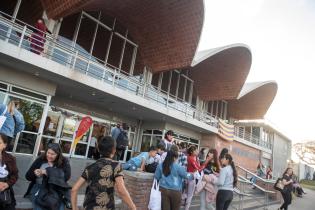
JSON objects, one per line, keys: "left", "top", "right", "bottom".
{"left": 198, "top": 0, "right": 315, "bottom": 143}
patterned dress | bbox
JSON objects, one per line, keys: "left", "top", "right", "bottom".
{"left": 81, "top": 158, "right": 123, "bottom": 210}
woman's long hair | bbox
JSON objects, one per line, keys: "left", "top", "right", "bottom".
{"left": 282, "top": 167, "right": 293, "bottom": 177}
{"left": 224, "top": 153, "right": 238, "bottom": 187}
{"left": 162, "top": 145, "right": 179, "bottom": 176}
{"left": 207, "top": 148, "right": 220, "bottom": 173}
{"left": 41, "top": 143, "right": 66, "bottom": 168}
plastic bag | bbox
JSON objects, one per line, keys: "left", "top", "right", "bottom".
{"left": 148, "top": 179, "right": 161, "bottom": 210}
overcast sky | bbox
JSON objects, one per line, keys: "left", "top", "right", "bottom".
{"left": 198, "top": 0, "right": 315, "bottom": 143}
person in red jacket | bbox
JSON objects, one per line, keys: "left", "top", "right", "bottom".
{"left": 185, "top": 146, "right": 211, "bottom": 210}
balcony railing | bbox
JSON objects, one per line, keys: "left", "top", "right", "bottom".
{"left": 0, "top": 11, "right": 219, "bottom": 129}
{"left": 234, "top": 127, "right": 273, "bottom": 150}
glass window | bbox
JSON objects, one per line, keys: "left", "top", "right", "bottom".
{"left": 74, "top": 143, "right": 87, "bottom": 156}
{"left": 15, "top": 132, "right": 37, "bottom": 154}
{"left": 0, "top": 91, "right": 5, "bottom": 104}
{"left": 60, "top": 140, "right": 72, "bottom": 154}
{"left": 43, "top": 111, "right": 61, "bottom": 137}
{"left": 61, "top": 117, "right": 77, "bottom": 140}
{"left": 141, "top": 135, "right": 151, "bottom": 152}
{"left": 8, "top": 96, "right": 45, "bottom": 133}
{"left": 252, "top": 127, "right": 261, "bottom": 138}
{"left": 151, "top": 135, "right": 162, "bottom": 148}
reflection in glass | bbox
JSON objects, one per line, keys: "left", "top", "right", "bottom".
{"left": 15, "top": 132, "right": 37, "bottom": 154}
{"left": 74, "top": 143, "right": 87, "bottom": 156}
{"left": 61, "top": 117, "right": 77, "bottom": 139}
{"left": 60, "top": 141, "right": 72, "bottom": 154}
{"left": 141, "top": 135, "right": 151, "bottom": 152}
{"left": 8, "top": 96, "right": 44, "bottom": 132}
{"left": 43, "top": 111, "right": 60, "bottom": 136}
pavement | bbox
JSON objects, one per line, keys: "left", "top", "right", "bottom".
{"left": 268, "top": 188, "right": 314, "bottom": 210}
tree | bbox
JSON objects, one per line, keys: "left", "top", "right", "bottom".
{"left": 293, "top": 141, "right": 315, "bottom": 165}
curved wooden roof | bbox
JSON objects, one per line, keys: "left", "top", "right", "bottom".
{"left": 190, "top": 44, "right": 252, "bottom": 101}
{"left": 228, "top": 81, "right": 278, "bottom": 120}
{"left": 40, "top": 0, "right": 204, "bottom": 72}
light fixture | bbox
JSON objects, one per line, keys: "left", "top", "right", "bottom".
{"left": 34, "top": 72, "right": 40, "bottom": 76}
{"left": 92, "top": 92, "right": 96, "bottom": 96}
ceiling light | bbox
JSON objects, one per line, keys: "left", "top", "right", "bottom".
{"left": 92, "top": 92, "right": 96, "bottom": 96}
{"left": 34, "top": 72, "right": 40, "bottom": 76}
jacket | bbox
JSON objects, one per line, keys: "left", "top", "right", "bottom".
{"left": 187, "top": 155, "right": 206, "bottom": 173}
{"left": 154, "top": 162, "right": 193, "bottom": 191}
{"left": 24, "top": 156, "right": 71, "bottom": 197}
{"left": 0, "top": 104, "right": 25, "bottom": 138}
{"left": 195, "top": 174, "right": 218, "bottom": 203}
{"left": 0, "top": 151, "right": 19, "bottom": 205}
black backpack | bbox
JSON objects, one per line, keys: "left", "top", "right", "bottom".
{"left": 116, "top": 131, "right": 129, "bottom": 150}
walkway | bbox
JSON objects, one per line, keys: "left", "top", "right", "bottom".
{"left": 269, "top": 188, "right": 315, "bottom": 210}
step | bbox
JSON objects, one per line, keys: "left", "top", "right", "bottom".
{"left": 15, "top": 194, "right": 122, "bottom": 210}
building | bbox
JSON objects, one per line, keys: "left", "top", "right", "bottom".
{"left": 0, "top": 0, "right": 285, "bottom": 181}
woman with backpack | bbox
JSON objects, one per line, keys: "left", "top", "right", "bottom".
{"left": 25, "top": 143, "right": 71, "bottom": 210}
{"left": 154, "top": 145, "right": 193, "bottom": 210}
{"left": 0, "top": 133, "right": 18, "bottom": 210}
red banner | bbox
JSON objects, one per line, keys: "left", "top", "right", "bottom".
{"left": 72, "top": 116, "right": 93, "bottom": 150}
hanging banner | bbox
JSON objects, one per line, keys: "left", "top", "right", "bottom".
{"left": 72, "top": 116, "right": 93, "bottom": 150}
{"left": 218, "top": 119, "right": 234, "bottom": 141}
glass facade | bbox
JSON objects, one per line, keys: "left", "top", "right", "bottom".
{"left": 140, "top": 129, "right": 200, "bottom": 152}
{"left": 0, "top": 80, "right": 137, "bottom": 159}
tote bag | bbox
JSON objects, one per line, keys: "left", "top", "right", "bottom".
{"left": 0, "top": 106, "right": 7, "bottom": 130}
{"left": 148, "top": 179, "right": 161, "bottom": 210}
{"left": 274, "top": 178, "right": 284, "bottom": 191}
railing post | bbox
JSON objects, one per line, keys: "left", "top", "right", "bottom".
{"left": 72, "top": 51, "right": 78, "bottom": 69}
{"left": 112, "top": 69, "right": 116, "bottom": 87}
{"left": 18, "top": 25, "right": 27, "bottom": 48}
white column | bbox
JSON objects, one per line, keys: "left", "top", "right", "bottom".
{"left": 32, "top": 96, "right": 51, "bottom": 159}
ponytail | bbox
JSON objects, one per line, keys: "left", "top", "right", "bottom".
{"left": 162, "top": 145, "right": 179, "bottom": 176}
{"left": 224, "top": 153, "right": 238, "bottom": 188}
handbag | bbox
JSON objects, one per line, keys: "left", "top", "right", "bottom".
{"left": 148, "top": 179, "right": 161, "bottom": 210}
{"left": 0, "top": 106, "right": 7, "bottom": 130}
{"left": 0, "top": 189, "right": 11, "bottom": 205}
{"left": 274, "top": 178, "right": 284, "bottom": 191}
{"left": 0, "top": 177, "right": 11, "bottom": 205}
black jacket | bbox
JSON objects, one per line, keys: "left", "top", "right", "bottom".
{"left": 24, "top": 156, "right": 71, "bottom": 197}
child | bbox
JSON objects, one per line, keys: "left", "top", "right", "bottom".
{"left": 123, "top": 146, "right": 157, "bottom": 171}
{"left": 71, "top": 136, "right": 136, "bottom": 210}
{"left": 145, "top": 144, "right": 165, "bottom": 173}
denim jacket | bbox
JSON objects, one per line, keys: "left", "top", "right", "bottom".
{"left": 0, "top": 104, "right": 25, "bottom": 137}
{"left": 154, "top": 162, "right": 193, "bottom": 191}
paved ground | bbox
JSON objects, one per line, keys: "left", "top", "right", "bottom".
{"left": 269, "top": 188, "right": 314, "bottom": 210}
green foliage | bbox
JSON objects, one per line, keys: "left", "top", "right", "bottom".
{"left": 18, "top": 100, "right": 43, "bottom": 130}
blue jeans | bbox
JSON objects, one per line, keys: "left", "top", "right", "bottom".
{"left": 122, "top": 160, "right": 138, "bottom": 171}
{"left": 30, "top": 183, "right": 64, "bottom": 210}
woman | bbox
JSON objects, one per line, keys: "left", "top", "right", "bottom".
{"left": 185, "top": 146, "right": 212, "bottom": 210}
{"left": 278, "top": 168, "right": 293, "bottom": 210}
{"left": 30, "top": 19, "right": 49, "bottom": 55}
{"left": 0, "top": 133, "right": 18, "bottom": 210}
{"left": 215, "top": 153, "right": 237, "bottom": 210}
{"left": 251, "top": 162, "right": 265, "bottom": 186}
{"left": 155, "top": 145, "right": 193, "bottom": 210}
{"left": 266, "top": 166, "right": 272, "bottom": 180}
{"left": 0, "top": 99, "right": 25, "bottom": 149}
{"left": 25, "top": 143, "right": 71, "bottom": 210}
{"left": 71, "top": 136, "right": 136, "bottom": 210}
{"left": 199, "top": 149, "right": 220, "bottom": 210}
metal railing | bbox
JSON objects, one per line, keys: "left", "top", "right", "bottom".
{"left": 234, "top": 127, "right": 273, "bottom": 149}
{"left": 0, "top": 11, "right": 219, "bottom": 128}
{"left": 236, "top": 165, "right": 277, "bottom": 210}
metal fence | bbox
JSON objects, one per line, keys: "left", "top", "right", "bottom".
{"left": 0, "top": 11, "right": 219, "bottom": 128}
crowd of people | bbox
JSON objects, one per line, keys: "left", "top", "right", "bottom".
{"left": 0, "top": 98, "right": 309, "bottom": 210}
{"left": 122, "top": 130, "right": 238, "bottom": 210}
